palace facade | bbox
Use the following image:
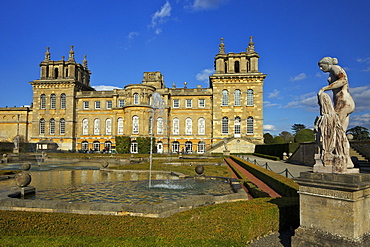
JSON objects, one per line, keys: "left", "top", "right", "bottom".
{"left": 0, "top": 37, "right": 267, "bottom": 154}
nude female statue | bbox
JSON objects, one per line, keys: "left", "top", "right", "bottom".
{"left": 318, "top": 57, "right": 355, "bottom": 131}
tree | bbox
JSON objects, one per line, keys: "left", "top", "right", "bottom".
{"left": 279, "top": 131, "right": 294, "bottom": 143}
{"left": 294, "top": 129, "right": 315, "bottom": 143}
{"left": 346, "top": 126, "right": 370, "bottom": 140}
{"left": 292, "top": 124, "right": 306, "bottom": 135}
{"left": 263, "top": 133, "right": 274, "bottom": 144}
{"left": 272, "top": 136, "right": 285, "bottom": 144}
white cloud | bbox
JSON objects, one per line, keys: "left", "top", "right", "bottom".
{"left": 196, "top": 68, "right": 214, "bottom": 81}
{"left": 150, "top": 1, "right": 171, "bottom": 34}
{"left": 290, "top": 73, "right": 307, "bottom": 82}
{"left": 264, "top": 124, "right": 276, "bottom": 131}
{"left": 350, "top": 86, "right": 370, "bottom": 113}
{"left": 190, "top": 0, "right": 228, "bottom": 11}
{"left": 92, "top": 85, "right": 122, "bottom": 91}
{"left": 128, "top": 32, "right": 139, "bottom": 40}
{"left": 264, "top": 101, "right": 279, "bottom": 107}
{"left": 268, "top": 89, "right": 280, "bottom": 98}
{"left": 349, "top": 113, "right": 370, "bottom": 130}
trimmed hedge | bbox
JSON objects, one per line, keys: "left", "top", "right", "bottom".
{"left": 230, "top": 155, "right": 299, "bottom": 197}
{"left": 255, "top": 143, "right": 300, "bottom": 159}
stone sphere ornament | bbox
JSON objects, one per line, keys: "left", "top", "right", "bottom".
{"left": 15, "top": 172, "right": 32, "bottom": 187}
{"left": 195, "top": 165, "right": 204, "bottom": 175}
{"left": 21, "top": 162, "right": 31, "bottom": 171}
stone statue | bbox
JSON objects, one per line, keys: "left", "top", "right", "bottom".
{"left": 314, "top": 57, "right": 358, "bottom": 173}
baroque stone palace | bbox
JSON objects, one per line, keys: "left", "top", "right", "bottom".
{"left": 0, "top": 37, "right": 266, "bottom": 154}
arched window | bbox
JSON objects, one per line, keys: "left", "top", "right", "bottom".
{"left": 49, "top": 118, "right": 55, "bottom": 135}
{"left": 60, "top": 94, "right": 66, "bottom": 109}
{"left": 172, "top": 141, "right": 180, "bottom": 153}
{"left": 81, "top": 141, "right": 88, "bottom": 151}
{"left": 157, "top": 117, "right": 163, "bottom": 135}
{"left": 132, "top": 116, "right": 139, "bottom": 134}
{"left": 39, "top": 118, "right": 45, "bottom": 134}
{"left": 104, "top": 141, "right": 112, "bottom": 152}
{"left": 130, "top": 141, "right": 138, "bottom": 153}
{"left": 185, "top": 118, "right": 192, "bottom": 135}
{"left": 40, "top": 94, "right": 46, "bottom": 109}
{"left": 185, "top": 141, "right": 192, "bottom": 154}
{"left": 50, "top": 94, "right": 56, "bottom": 109}
{"left": 117, "top": 118, "right": 124, "bottom": 135}
{"left": 234, "top": 89, "right": 241, "bottom": 106}
{"left": 60, "top": 118, "right": 65, "bottom": 135}
{"left": 234, "top": 61, "right": 240, "bottom": 73}
{"left": 173, "top": 118, "right": 179, "bottom": 135}
{"left": 94, "top": 118, "right": 100, "bottom": 135}
{"left": 222, "top": 117, "right": 228, "bottom": 135}
{"left": 197, "top": 141, "right": 206, "bottom": 154}
{"left": 105, "top": 119, "right": 112, "bottom": 135}
{"left": 247, "top": 89, "right": 254, "bottom": 106}
{"left": 198, "top": 118, "right": 205, "bottom": 135}
{"left": 157, "top": 141, "right": 163, "bottom": 154}
{"left": 93, "top": 141, "right": 100, "bottom": 151}
{"left": 133, "top": 93, "right": 139, "bottom": 105}
{"left": 234, "top": 117, "right": 241, "bottom": 136}
{"left": 247, "top": 116, "right": 254, "bottom": 135}
{"left": 82, "top": 119, "right": 88, "bottom": 135}
{"left": 221, "top": 90, "right": 228, "bottom": 106}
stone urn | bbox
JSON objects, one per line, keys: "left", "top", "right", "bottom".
{"left": 195, "top": 165, "right": 204, "bottom": 175}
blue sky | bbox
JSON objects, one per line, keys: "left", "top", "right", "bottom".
{"left": 1, "top": 0, "right": 369, "bottom": 136}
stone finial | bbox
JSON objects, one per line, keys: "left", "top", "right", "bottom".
{"left": 247, "top": 36, "right": 255, "bottom": 53}
{"left": 219, "top": 38, "right": 225, "bottom": 54}
{"left": 68, "top": 45, "right": 75, "bottom": 61}
{"left": 44, "top": 47, "right": 50, "bottom": 61}
{"left": 83, "top": 55, "right": 88, "bottom": 68}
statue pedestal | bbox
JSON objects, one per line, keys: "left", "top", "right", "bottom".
{"left": 313, "top": 154, "right": 359, "bottom": 174}
{"left": 13, "top": 148, "right": 19, "bottom": 154}
{"left": 292, "top": 172, "right": 370, "bottom": 246}
{"left": 223, "top": 150, "right": 230, "bottom": 156}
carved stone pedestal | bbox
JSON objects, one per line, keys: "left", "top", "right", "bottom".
{"left": 292, "top": 172, "right": 370, "bottom": 246}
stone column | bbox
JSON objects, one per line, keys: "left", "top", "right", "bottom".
{"left": 292, "top": 172, "right": 370, "bottom": 246}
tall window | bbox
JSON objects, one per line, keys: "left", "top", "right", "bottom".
{"left": 40, "top": 94, "right": 46, "bottom": 109}
{"left": 197, "top": 141, "right": 206, "bottom": 154}
{"left": 173, "top": 99, "right": 179, "bottom": 108}
{"left": 185, "top": 118, "right": 192, "bottom": 135}
{"left": 60, "top": 94, "right": 66, "bottom": 109}
{"left": 234, "top": 90, "right": 241, "bottom": 106}
{"left": 132, "top": 116, "right": 139, "bottom": 134}
{"left": 157, "top": 117, "right": 163, "bottom": 135}
{"left": 247, "top": 116, "right": 254, "bottom": 135}
{"left": 247, "top": 89, "right": 254, "bottom": 106}
{"left": 50, "top": 94, "right": 56, "bottom": 109}
{"left": 94, "top": 119, "right": 100, "bottom": 135}
{"left": 234, "top": 117, "right": 241, "bottom": 136}
{"left": 222, "top": 117, "right": 228, "bottom": 135}
{"left": 198, "top": 99, "right": 205, "bottom": 108}
{"left": 172, "top": 141, "right": 180, "bottom": 153}
{"left": 49, "top": 118, "right": 55, "bottom": 134}
{"left": 39, "top": 118, "right": 45, "bottom": 134}
{"left": 105, "top": 119, "right": 112, "bottom": 135}
{"left": 82, "top": 119, "right": 88, "bottom": 135}
{"left": 186, "top": 99, "right": 192, "bottom": 108}
{"left": 133, "top": 93, "right": 139, "bottom": 105}
{"left": 198, "top": 118, "right": 205, "bottom": 135}
{"left": 95, "top": 101, "right": 101, "bottom": 109}
{"left": 117, "top": 118, "right": 124, "bottom": 135}
{"left": 173, "top": 118, "right": 179, "bottom": 135}
{"left": 221, "top": 90, "right": 228, "bottom": 106}
{"left": 60, "top": 118, "right": 65, "bottom": 135}
{"left": 106, "top": 101, "right": 112, "bottom": 109}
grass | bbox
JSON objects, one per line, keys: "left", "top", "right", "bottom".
{"left": 0, "top": 198, "right": 284, "bottom": 246}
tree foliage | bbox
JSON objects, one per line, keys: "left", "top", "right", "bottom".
{"left": 279, "top": 131, "right": 294, "bottom": 143}
{"left": 272, "top": 136, "right": 285, "bottom": 144}
{"left": 346, "top": 126, "right": 370, "bottom": 140}
{"left": 263, "top": 133, "right": 274, "bottom": 144}
{"left": 294, "top": 129, "right": 315, "bottom": 143}
{"left": 292, "top": 124, "right": 306, "bottom": 134}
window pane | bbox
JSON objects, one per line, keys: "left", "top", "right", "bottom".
{"left": 222, "top": 117, "right": 228, "bottom": 135}
{"left": 234, "top": 90, "right": 241, "bottom": 106}
{"left": 94, "top": 119, "right": 100, "bottom": 135}
{"left": 84, "top": 101, "right": 89, "bottom": 109}
{"left": 247, "top": 89, "right": 254, "bottom": 106}
{"left": 247, "top": 117, "right": 254, "bottom": 135}
{"left": 118, "top": 118, "right": 124, "bottom": 135}
{"left": 40, "top": 94, "right": 46, "bottom": 109}
{"left": 50, "top": 94, "right": 56, "bottom": 109}
{"left": 60, "top": 118, "right": 65, "bottom": 135}
{"left": 106, "top": 101, "right": 112, "bottom": 109}
{"left": 95, "top": 101, "right": 100, "bottom": 109}
{"left": 82, "top": 119, "right": 88, "bottom": 135}
{"left": 60, "top": 94, "right": 66, "bottom": 109}
{"left": 173, "top": 99, "right": 179, "bottom": 108}
{"left": 186, "top": 118, "right": 192, "bottom": 135}
{"left": 222, "top": 90, "right": 228, "bottom": 106}
{"left": 39, "top": 119, "right": 45, "bottom": 134}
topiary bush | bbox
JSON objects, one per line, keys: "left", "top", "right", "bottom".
{"left": 294, "top": 129, "right": 315, "bottom": 143}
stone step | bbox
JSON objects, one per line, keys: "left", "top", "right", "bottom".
{"left": 350, "top": 148, "right": 367, "bottom": 161}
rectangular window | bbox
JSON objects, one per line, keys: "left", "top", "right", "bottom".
{"left": 173, "top": 99, "right": 179, "bottom": 108}
{"left": 118, "top": 99, "right": 124, "bottom": 107}
{"left": 95, "top": 101, "right": 100, "bottom": 109}
{"left": 106, "top": 101, "right": 112, "bottom": 109}
{"left": 186, "top": 99, "right": 192, "bottom": 108}
{"left": 83, "top": 101, "right": 89, "bottom": 109}
{"left": 198, "top": 99, "right": 205, "bottom": 108}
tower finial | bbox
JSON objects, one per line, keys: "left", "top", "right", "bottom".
{"left": 219, "top": 38, "right": 225, "bottom": 54}
{"left": 68, "top": 45, "right": 75, "bottom": 61}
{"left": 247, "top": 36, "right": 255, "bottom": 53}
{"left": 83, "top": 55, "right": 88, "bottom": 68}
{"left": 44, "top": 47, "right": 50, "bottom": 61}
